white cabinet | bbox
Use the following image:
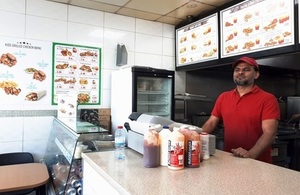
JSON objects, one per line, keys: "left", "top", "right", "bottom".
{"left": 82, "top": 159, "right": 120, "bottom": 195}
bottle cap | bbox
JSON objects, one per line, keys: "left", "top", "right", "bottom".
{"left": 117, "top": 125, "right": 123, "bottom": 129}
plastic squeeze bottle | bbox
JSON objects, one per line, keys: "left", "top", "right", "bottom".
{"left": 186, "top": 130, "right": 201, "bottom": 168}
{"left": 159, "top": 125, "right": 171, "bottom": 166}
{"left": 143, "top": 128, "right": 160, "bottom": 168}
{"left": 168, "top": 127, "right": 185, "bottom": 170}
{"left": 201, "top": 132, "right": 210, "bottom": 160}
{"left": 179, "top": 127, "right": 190, "bottom": 166}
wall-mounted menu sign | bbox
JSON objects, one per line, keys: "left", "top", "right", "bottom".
{"left": 0, "top": 37, "right": 52, "bottom": 107}
{"left": 220, "top": 0, "right": 294, "bottom": 58}
{"left": 52, "top": 42, "right": 101, "bottom": 105}
{"left": 176, "top": 13, "right": 218, "bottom": 67}
{"left": 299, "top": 2, "right": 300, "bottom": 44}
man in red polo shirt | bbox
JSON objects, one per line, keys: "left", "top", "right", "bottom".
{"left": 202, "top": 56, "right": 280, "bottom": 163}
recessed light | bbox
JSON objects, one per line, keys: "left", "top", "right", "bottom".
{"left": 187, "top": 4, "right": 197, "bottom": 8}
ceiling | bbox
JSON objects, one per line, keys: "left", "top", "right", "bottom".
{"left": 46, "top": 0, "right": 233, "bottom": 26}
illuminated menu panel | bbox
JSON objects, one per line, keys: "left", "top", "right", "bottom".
{"left": 176, "top": 13, "right": 218, "bottom": 67}
{"left": 220, "top": 0, "right": 294, "bottom": 58}
{"left": 299, "top": 2, "right": 300, "bottom": 44}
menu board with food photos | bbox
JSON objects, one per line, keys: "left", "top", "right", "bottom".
{"left": 299, "top": 2, "right": 300, "bottom": 44}
{"left": 0, "top": 37, "right": 52, "bottom": 107}
{"left": 57, "top": 94, "right": 77, "bottom": 118}
{"left": 220, "top": 0, "right": 294, "bottom": 58}
{"left": 52, "top": 42, "right": 101, "bottom": 105}
{"left": 176, "top": 13, "right": 218, "bottom": 67}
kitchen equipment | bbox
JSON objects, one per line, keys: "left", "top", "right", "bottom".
{"left": 126, "top": 112, "right": 216, "bottom": 156}
{"left": 175, "top": 93, "right": 213, "bottom": 122}
{"left": 111, "top": 66, "right": 175, "bottom": 134}
{"left": 287, "top": 96, "right": 300, "bottom": 120}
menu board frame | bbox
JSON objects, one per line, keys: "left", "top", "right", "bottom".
{"left": 51, "top": 42, "right": 101, "bottom": 106}
{"left": 175, "top": 13, "right": 219, "bottom": 68}
{"left": 220, "top": 0, "right": 295, "bottom": 59}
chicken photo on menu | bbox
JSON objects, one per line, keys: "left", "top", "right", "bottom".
{"left": 0, "top": 37, "right": 52, "bottom": 105}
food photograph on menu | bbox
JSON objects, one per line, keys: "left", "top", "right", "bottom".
{"left": 220, "top": 0, "right": 294, "bottom": 58}
{"left": 52, "top": 42, "right": 101, "bottom": 105}
{"left": 0, "top": 37, "right": 52, "bottom": 106}
{"left": 176, "top": 13, "right": 218, "bottom": 67}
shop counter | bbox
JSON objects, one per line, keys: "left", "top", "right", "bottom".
{"left": 82, "top": 149, "right": 300, "bottom": 195}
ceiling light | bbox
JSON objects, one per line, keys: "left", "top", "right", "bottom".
{"left": 187, "top": 4, "right": 197, "bottom": 8}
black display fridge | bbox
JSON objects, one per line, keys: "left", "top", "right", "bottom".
{"left": 111, "top": 66, "right": 175, "bottom": 133}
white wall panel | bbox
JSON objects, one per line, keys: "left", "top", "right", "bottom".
{"left": 27, "top": 0, "right": 67, "bottom": 20}
{"left": 0, "top": 142, "right": 22, "bottom": 153}
{"left": 136, "top": 19, "right": 163, "bottom": 36}
{"left": 104, "top": 12, "right": 135, "bottom": 32}
{"left": 135, "top": 53, "right": 162, "bottom": 68}
{"left": 101, "top": 89, "right": 111, "bottom": 108}
{"left": 102, "top": 48, "right": 119, "bottom": 69}
{"left": 26, "top": 16, "right": 67, "bottom": 42}
{"left": 0, "top": 117, "right": 23, "bottom": 141}
{"left": 163, "top": 24, "right": 175, "bottom": 38}
{"left": 104, "top": 28, "right": 135, "bottom": 50}
{"left": 68, "top": 5, "right": 104, "bottom": 26}
{"left": 67, "top": 22, "right": 104, "bottom": 47}
{"left": 0, "top": 0, "right": 25, "bottom": 13}
{"left": 135, "top": 33, "right": 162, "bottom": 54}
{"left": 0, "top": 12, "right": 25, "bottom": 37}
{"left": 163, "top": 37, "right": 175, "bottom": 56}
{"left": 162, "top": 56, "right": 175, "bottom": 71}
{"left": 24, "top": 139, "right": 48, "bottom": 161}
{"left": 23, "top": 117, "right": 53, "bottom": 140}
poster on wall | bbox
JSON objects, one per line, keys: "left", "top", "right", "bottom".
{"left": 220, "top": 0, "right": 294, "bottom": 58}
{"left": 176, "top": 13, "right": 218, "bottom": 67}
{"left": 52, "top": 42, "right": 101, "bottom": 105}
{"left": 0, "top": 37, "right": 52, "bottom": 106}
{"left": 57, "top": 93, "right": 77, "bottom": 118}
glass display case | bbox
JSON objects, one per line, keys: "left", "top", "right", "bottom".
{"left": 44, "top": 118, "right": 112, "bottom": 195}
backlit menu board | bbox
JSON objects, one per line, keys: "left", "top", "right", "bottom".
{"left": 220, "top": 0, "right": 294, "bottom": 58}
{"left": 176, "top": 13, "right": 218, "bottom": 67}
{"left": 299, "top": 2, "right": 300, "bottom": 44}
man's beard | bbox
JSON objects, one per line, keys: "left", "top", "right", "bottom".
{"left": 234, "top": 78, "right": 254, "bottom": 86}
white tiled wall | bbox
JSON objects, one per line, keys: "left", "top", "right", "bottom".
{"left": 0, "top": 0, "right": 186, "bottom": 156}
{"left": 0, "top": 116, "right": 53, "bottom": 161}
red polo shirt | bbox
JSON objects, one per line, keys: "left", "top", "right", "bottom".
{"left": 211, "top": 85, "right": 280, "bottom": 163}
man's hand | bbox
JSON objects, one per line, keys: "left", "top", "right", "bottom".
{"left": 231, "top": 147, "right": 252, "bottom": 158}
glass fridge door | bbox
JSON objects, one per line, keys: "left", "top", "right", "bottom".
{"left": 136, "top": 76, "right": 173, "bottom": 119}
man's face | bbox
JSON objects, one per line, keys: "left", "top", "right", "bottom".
{"left": 233, "top": 62, "right": 259, "bottom": 86}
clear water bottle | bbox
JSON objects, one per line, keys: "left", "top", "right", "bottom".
{"left": 114, "top": 125, "right": 126, "bottom": 159}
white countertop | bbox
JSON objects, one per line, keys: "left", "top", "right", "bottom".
{"left": 82, "top": 149, "right": 300, "bottom": 195}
